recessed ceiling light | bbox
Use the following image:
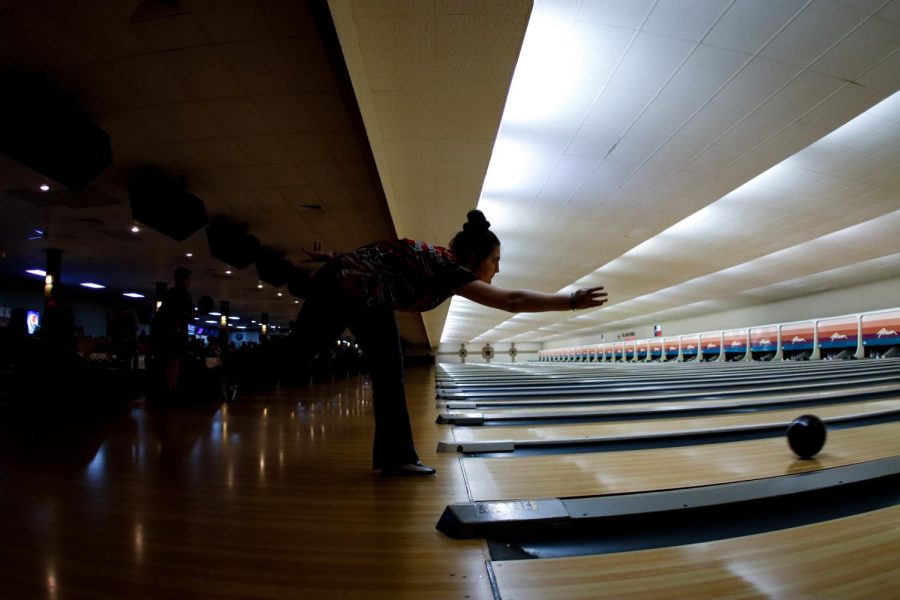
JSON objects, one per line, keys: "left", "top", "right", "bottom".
{"left": 257, "top": 283, "right": 263, "bottom": 289}
{"left": 277, "top": 292, "right": 283, "bottom": 297}
{"left": 186, "top": 252, "right": 193, "bottom": 258}
{"left": 81, "top": 282, "right": 105, "bottom": 289}
{"left": 294, "top": 300, "right": 299, "bottom": 304}
{"left": 131, "top": 225, "right": 140, "bottom": 233}
{"left": 122, "top": 292, "right": 145, "bottom": 298}
{"left": 225, "top": 270, "right": 232, "bottom": 275}
{"left": 39, "top": 184, "right": 50, "bottom": 192}
{"left": 26, "top": 269, "right": 47, "bottom": 277}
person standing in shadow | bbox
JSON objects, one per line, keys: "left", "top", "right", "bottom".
{"left": 149, "top": 268, "right": 194, "bottom": 401}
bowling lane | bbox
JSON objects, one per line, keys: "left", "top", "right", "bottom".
{"left": 438, "top": 381, "right": 900, "bottom": 424}
{"left": 441, "top": 397, "right": 900, "bottom": 451}
{"left": 490, "top": 503, "right": 900, "bottom": 600}
{"left": 437, "top": 359, "right": 900, "bottom": 391}
{"left": 440, "top": 367, "right": 900, "bottom": 400}
{"left": 441, "top": 378, "right": 900, "bottom": 409}
{"left": 462, "top": 421, "right": 900, "bottom": 501}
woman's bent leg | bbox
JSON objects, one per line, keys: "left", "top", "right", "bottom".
{"left": 347, "top": 306, "right": 419, "bottom": 470}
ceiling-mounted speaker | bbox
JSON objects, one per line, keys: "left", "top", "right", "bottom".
{"left": 128, "top": 165, "right": 207, "bottom": 241}
{"left": 255, "top": 247, "right": 293, "bottom": 287}
{"left": 0, "top": 71, "right": 111, "bottom": 190}
{"left": 287, "top": 266, "right": 311, "bottom": 298}
{"left": 205, "top": 218, "right": 260, "bottom": 269}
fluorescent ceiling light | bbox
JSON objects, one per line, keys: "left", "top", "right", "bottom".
{"left": 122, "top": 292, "right": 144, "bottom": 298}
{"left": 26, "top": 269, "right": 46, "bottom": 277}
{"left": 209, "top": 312, "right": 221, "bottom": 316}
{"left": 80, "top": 282, "right": 105, "bottom": 289}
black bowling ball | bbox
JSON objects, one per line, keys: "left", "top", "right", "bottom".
{"left": 787, "top": 414, "right": 827, "bottom": 459}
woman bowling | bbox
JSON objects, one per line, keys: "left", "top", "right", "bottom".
{"left": 290, "top": 210, "right": 608, "bottom": 476}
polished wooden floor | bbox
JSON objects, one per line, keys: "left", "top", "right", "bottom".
{"left": 0, "top": 367, "right": 493, "bottom": 599}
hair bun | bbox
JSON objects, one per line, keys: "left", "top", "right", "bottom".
{"left": 463, "top": 210, "right": 491, "bottom": 232}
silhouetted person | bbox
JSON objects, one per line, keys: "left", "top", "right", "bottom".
{"left": 109, "top": 303, "right": 139, "bottom": 369}
{"left": 0, "top": 308, "right": 29, "bottom": 369}
{"left": 150, "top": 268, "right": 194, "bottom": 399}
{"left": 41, "top": 285, "right": 76, "bottom": 353}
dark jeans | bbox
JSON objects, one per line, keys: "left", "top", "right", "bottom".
{"left": 290, "top": 265, "right": 418, "bottom": 469}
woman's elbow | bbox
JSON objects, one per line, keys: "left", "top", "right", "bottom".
{"left": 503, "top": 292, "right": 526, "bottom": 313}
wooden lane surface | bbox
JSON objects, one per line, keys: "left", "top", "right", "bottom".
{"left": 441, "top": 382, "right": 900, "bottom": 421}
{"left": 442, "top": 379, "right": 900, "bottom": 408}
{"left": 437, "top": 359, "right": 900, "bottom": 386}
{"left": 491, "top": 503, "right": 900, "bottom": 599}
{"left": 446, "top": 397, "right": 900, "bottom": 447}
{"left": 0, "top": 367, "right": 493, "bottom": 600}
{"left": 440, "top": 369, "right": 900, "bottom": 399}
{"left": 462, "top": 421, "right": 900, "bottom": 501}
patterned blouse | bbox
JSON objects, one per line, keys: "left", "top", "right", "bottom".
{"left": 332, "top": 238, "right": 477, "bottom": 312}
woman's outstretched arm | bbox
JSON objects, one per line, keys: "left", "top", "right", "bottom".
{"left": 454, "top": 280, "right": 608, "bottom": 313}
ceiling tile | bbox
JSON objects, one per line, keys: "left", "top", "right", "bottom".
{"left": 856, "top": 46, "right": 900, "bottom": 92}
{"left": 704, "top": 0, "right": 807, "bottom": 55}
{"left": 278, "top": 132, "right": 335, "bottom": 163}
{"left": 646, "top": 138, "right": 708, "bottom": 170}
{"left": 607, "top": 31, "right": 695, "bottom": 92}
{"left": 662, "top": 44, "right": 750, "bottom": 101}
{"left": 717, "top": 112, "right": 792, "bottom": 152}
{"left": 757, "top": 70, "right": 846, "bottom": 118}
{"left": 110, "top": 54, "right": 193, "bottom": 104}
{"left": 235, "top": 136, "right": 290, "bottom": 165}
{"left": 799, "top": 82, "right": 887, "bottom": 129}
{"left": 130, "top": 12, "right": 209, "bottom": 51}
{"left": 98, "top": 108, "right": 182, "bottom": 148}
{"left": 278, "top": 38, "right": 338, "bottom": 92}
{"left": 631, "top": 94, "right": 705, "bottom": 137}
{"left": 259, "top": 0, "right": 318, "bottom": 37}
{"left": 306, "top": 92, "right": 352, "bottom": 131}
{"left": 576, "top": 0, "right": 655, "bottom": 30}
{"left": 217, "top": 40, "right": 300, "bottom": 95}
{"left": 373, "top": 90, "right": 436, "bottom": 141}
{"left": 676, "top": 103, "right": 749, "bottom": 144}
{"left": 158, "top": 46, "right": 244, "bottom": 99}
{"left": 435, "top": 88, "right": 508, "bottom": 140}
{"left": 181, "top": 0, "right": 270, "bottom": 42}
{"left": 713, "top": 57, "right": 802, "bottom": 111}
{"left": 355, "top": 15, "right": 437, "bottom": 90}
{"left": 261, "top": 165, "right": 308, "bottom": 188}
{"left": 437, "top": 13, "right": 527, "bottom": 90}
{"left": 811, "top": 15, "right": 900, "bottom": 80}
{"left": 760, "top": 0, "right": 868, "bottom": 67}
{"left": 876, "top": 0, "right": 900, "bottom": 25}
{"left": 201, "top": 96, "right": 271, "bottom": 136}
{"left": 156, "top": 102, "right": 224, "bottom": 140}
{"left": 252, "top": 94, "right": 316, "bottom": 133}
{"left": 643, "top": 0, "right": 732, "bottom": 42}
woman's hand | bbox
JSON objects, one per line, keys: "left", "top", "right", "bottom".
{"left": 570, "top": 287, "right": 608, "bottom": 310}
